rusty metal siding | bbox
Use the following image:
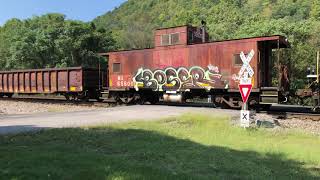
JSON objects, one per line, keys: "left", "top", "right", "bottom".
{"left": 69, "top": 70, "right": 81, "bottom": 91}
{"left": 108, "top": 37, "right": 263, "bottom": 91}
{"left": 30, "top": 72, "right": 36, "bottom": 92}
{"left": 50, "top": 71, "right": 57, "bottom": 92}
{"left": 43, "top": 72, "right": 50, "bottom": 92}
{"left": 8, "top": 73, "right": 13, "bottom": 92}
{"left": 25, "top": 73, "right": 30, "bottom": 93}
{"left": 109, "top": 50, "right": 153, "bottom": 88}
{"left": 3, "top": 74, "right": 8, "bottom": 91}
{"left": 153, "top": 47, "right": 189, "bottom": 69}
{"left": 57, "top": 71, "right": 67, "bottom": 92}
{"left": 0, "top": 67, "right": 105, "bottom": 94}
{"left": 155, "top": 26, "right": 188, "bottom": 47}
{"left": 194, "top": 40, "right": 258, "bottom": 89}
{"left": 19, "top": 73, "right": 24, "bottom": 92}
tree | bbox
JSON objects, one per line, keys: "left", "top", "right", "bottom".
{"left": 0, "top": 14, "right": 117, "bottom": 70}
{"left": 310, "top": 0, "right": 320, "bottom": 20}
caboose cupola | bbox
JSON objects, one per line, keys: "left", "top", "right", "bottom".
{"left": 154, "top": 25, "right": 209, "bottom": 47}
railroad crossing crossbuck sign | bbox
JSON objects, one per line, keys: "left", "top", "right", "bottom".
{"left": 238, "top": 49, "right": 255, "bottom": 128}
{"left": 239, "top": 49, "right": 255, "bottom": 78}
{"left": 238, "top": 50, "right": 255, "bottom": 103}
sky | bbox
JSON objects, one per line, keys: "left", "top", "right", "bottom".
{"left": 0, "top": 0, "right": 127, "bottom": 25}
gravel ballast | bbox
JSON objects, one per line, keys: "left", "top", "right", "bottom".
{"left": 253, "top": 113, "right": 320, "bottom": 135}
{"left": 0, "top": 100, "right": 101, "bottom": 115}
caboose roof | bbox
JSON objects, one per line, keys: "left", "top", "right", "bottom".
{"left": 155, "top": 24, "right": 191, "bottom": 30}
{"left": 103, "top": 35, "right": 289, "bottom": 55}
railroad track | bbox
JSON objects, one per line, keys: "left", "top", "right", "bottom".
{"left": 0, "top": 96, "right": 113, "bottom": 107}
{"left": 257, "top": 110, "right": 320, "bottom": 121}
{"left": 277, "top": 112, "right": 320, "bottom": 121}
{"left": 1, "top": 96, "right": 217, "bottom": 108}
{"left": 1, "top": 96, "right": 319, "bottom": 120}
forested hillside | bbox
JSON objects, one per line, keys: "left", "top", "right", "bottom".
{"left": 94, "top": 0, "right": 320, "bottom": 88}
{"left": 0, "top": 14, "right": 117, "bottom": 70}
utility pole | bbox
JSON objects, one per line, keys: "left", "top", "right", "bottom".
{"left": 317, "top": 51, "right": 320, "bottom": 110}
{"left": 317, "top": 51, "right": 319, "bottom": 83}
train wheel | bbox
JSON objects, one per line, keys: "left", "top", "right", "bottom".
{"left": 220, "top": 102, "right": 230, "bottom": 109}
{"left": 80, "top": 96, "right": 89, "bottom": 102}
{"left": 113, "top": 95, "right": 123, "bottom": 105}
{"left": 136, "top": 97, "right": 145, "bottom": 105}
{"left": 148, "top": 96, "right": 159, "bottom": 105}
{"left": 71, "top": 94, "right": 78, "bottom": 101}
{"left": 96, "top": 98, "right": 103, "bottom": 102}
{"left": 248, "top": 97, "right": 259, "bottom": 110}
{"left": 74, "top": 91, "right": 88, "bottom": 102}
{"left": 64, "top": 94, "right": 70, "bottom": 101}
{"left": 6, "top": 93, "right": 13, "bottom": 98}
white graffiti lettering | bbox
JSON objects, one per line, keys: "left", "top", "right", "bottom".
{"left": 133, "top": 65, "right": 225, "bottom": 91}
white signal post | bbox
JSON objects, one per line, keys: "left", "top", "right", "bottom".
{"left": 238, "top": 50, "right": 255, "bottom": 128}
{"left": 240, "top": 110, "right": 250, "bottom": 127}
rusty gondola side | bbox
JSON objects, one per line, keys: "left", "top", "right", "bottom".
{"left": 0, "top": 67, "right": 107, "bottom": 100}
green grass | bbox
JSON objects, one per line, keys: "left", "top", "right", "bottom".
{"left": 0, "top": 113, "right": 319, "bottom": 180}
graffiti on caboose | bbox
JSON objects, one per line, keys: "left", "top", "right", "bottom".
{"left": 133, "top": 65, "right": 226, "bottom": 91}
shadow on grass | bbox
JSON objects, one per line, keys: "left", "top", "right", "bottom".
{"left": 0, "top": 126, "right": 318, "bottom": 179}
{"left": 0, "top": 125, "right": 43, "bottom": 135}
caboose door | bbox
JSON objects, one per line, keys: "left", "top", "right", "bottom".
{"left": 258, "top": 42, "right": 272, "bottom": 87}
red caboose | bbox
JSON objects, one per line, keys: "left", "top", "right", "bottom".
{"left": 103, "top": 25, "right": 289, "bottom": 108}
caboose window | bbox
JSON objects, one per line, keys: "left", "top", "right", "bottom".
{"left": 233, "top": 54, "right": 247, "bottom": 66}
{"left": 171, "top": 33, "right": 180, "bottom": 45}
{"left": 113, "top": 63, "right": 121, "bottom": 73}
{"left": 161, "top": 33, "right": 180, "bottom": 46}
{"left": 161, "top": 34, "right": 170, "bottom": 46}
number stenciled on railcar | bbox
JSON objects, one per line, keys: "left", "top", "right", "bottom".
{"left": 116, "top": 75, "right": 134, "bottom": 87}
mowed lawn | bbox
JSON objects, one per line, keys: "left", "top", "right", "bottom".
{"left": 0, "top": 114, "right": 319, "bottom": 179}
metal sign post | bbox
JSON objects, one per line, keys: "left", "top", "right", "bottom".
{"left": 239, "top": 50, "right": 255, "bottom": 128}
{"left": 317, "top": 51, "right": 320, "bottom": 109}
{"left": 317, "top": 51, "right": 319, "bottom": 84}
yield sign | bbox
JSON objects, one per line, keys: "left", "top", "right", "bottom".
{"left": 239, "top": 84, "right": 252, "bottom": 103}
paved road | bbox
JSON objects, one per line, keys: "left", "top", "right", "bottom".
{"left": 0, "top": 105, "right": 237, "bottom": 135}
